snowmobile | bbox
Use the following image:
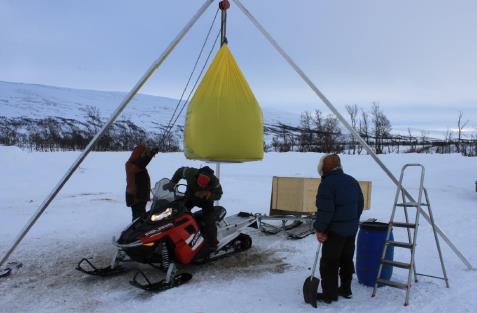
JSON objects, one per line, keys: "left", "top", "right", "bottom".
{"left": 76, "top": 178, "right": 257, "bottom": 292}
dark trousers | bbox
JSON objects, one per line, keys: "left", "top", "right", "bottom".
{"left": 131, "top": 202, "right": 146, "bottom": 221}
{"left": 185, "top": 199, "right": 217, "bottom": 245}
{"left": 320, "top": 232, "right": 356, "bottom": 300}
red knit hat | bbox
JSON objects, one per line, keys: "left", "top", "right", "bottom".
{"left": 197, "top": 174, "right": 211, "bottom": 188}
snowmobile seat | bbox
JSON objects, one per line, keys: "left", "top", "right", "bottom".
{"left": 193, "top": 206, "right": 227, "bottom": 223}
{"left": 214, "top": 206, "right": 227, "bottom": 221}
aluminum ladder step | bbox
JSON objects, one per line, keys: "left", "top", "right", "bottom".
{"left": 381, "top": 259, "right": 412, "bottom": 269}
{"left": 391, "top": 222, "right": 416, "bottom": 228}
{"left": 385, "top": 240, "right": 413, "bottom": 249}
{"left": 373, "top": 163, "right": 449, "bottom": 306}
{"left": 396, "top": 202, "right": 428, "bottom": 207}
{"left": 376, "top": 278, "right": 408, "bottom": 290}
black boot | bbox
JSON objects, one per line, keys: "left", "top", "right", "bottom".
{"left": 338, "top": 286, "right": 352, "bottom": 299}
{"left": 316, "top": 293, "right": 337, "bottom": 304}
{"left": 207, "top": 239, "right": 219, "bottom": 251}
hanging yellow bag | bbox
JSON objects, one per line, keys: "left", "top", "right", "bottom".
{"left": 184, "top": 44, "right": 264, "bottom": 162}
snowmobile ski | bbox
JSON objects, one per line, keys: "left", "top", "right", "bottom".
{"left": 284, "top": 220, "right": 303, "bottom": 230}
{"left": 76, "top": 258, "right": 127, "bottom": 277}
{"left": 260, "top": 222, "right": 282, "bottom": 235}
{"left": 287, "top": 221, "right": 314, "bottom": 239}
{"left": 130, "top": 269, "right": 192, "bottom": 292}
{"left": 287, "top": 228, "right": 314, "bottom": 240}
{"left": 0, "top": 262, "right": 23, "bottom": 278}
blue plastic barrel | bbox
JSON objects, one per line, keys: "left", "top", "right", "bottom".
{"left": 356, "top": 221, "right": 394, "bottom": 286}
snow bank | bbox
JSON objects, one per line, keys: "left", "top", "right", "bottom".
{"left": 0, "top": 146, "right": 476, "bottom": 312}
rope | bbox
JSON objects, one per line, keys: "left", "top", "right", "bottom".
{"left": 168, "top": 30, "right": 220, "bottom": 133}
{"left": 159, "top": 8, "right": 220, "bottom": 149}
{"left": 163, "top": 8, "right": 219, "bottom": 132}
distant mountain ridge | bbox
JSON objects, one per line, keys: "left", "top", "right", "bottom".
{"left": 2, "top": 81, "right": 476, "bottom": 156}
{"left": 0, "top": 80, "right": 299, "bottom": 131}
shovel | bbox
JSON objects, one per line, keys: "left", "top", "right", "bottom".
{"left": 303, "top": 242, "right": 322, "bottom": 308}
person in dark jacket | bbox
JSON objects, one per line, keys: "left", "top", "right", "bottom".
{"left": 314, "top": 154, "right": 364, "bottom": 303}
{"left": 163, "top": 166, "right": 223, "bottom": 249}
{"left": 125, "top": 144, "right": 159, "bottom": 220}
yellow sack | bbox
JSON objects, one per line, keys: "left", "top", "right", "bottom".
{"left": 184, "top": 44, "right": 264, "bottom": 162}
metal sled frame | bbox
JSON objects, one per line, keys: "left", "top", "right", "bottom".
{"left": 1, "top": 0, "right": 473, "bottom": 275}
{"left": 256, "top": 214, "right": 315, "bottom": 239}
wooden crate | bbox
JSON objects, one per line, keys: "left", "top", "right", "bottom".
{"left": 270, "top": 176, "right": 372, "bottom": 215}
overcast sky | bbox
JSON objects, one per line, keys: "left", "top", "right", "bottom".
{"left": 1, "top": 0, "right": 476, "bottom": 116}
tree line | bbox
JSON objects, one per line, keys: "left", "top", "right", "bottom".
{"left": 0, "top": 106, "right": 180, "bottom": 152}
{"left": 1, "top": 103, "right": 476, "bottom": 157}
{"left": 266, "top": 102, "right": 477, "bottom": 157}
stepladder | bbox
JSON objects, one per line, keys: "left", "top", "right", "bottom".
{"left": 371, "top": 163, "right": 449, "bottom": 306}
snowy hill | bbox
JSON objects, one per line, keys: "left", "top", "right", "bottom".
{"left": 0, "top": 80, "right": 299, "bottom": 131}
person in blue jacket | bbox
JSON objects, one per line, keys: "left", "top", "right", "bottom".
{"left": 314, "top": 154, "right": 364, "bottom": 303}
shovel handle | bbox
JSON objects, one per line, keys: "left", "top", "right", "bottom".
{"left": 309, "top": 242, "right": 322, "bottom": 279}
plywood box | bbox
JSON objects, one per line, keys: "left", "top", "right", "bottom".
{"left": 270, "top": 176, "right": 372, "bottom": 215}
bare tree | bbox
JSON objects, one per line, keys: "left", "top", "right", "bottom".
{"left": 298, "top": 111, "right": 313, "bottom": 152}
{"left": 313, "top": 110, "right": 324, "bottom": 151}
{"left": 370, "top": 102, "right": 391, "bottom": 154}
{"left": 84, "top": 105, "right": 102, "bottom": 133}
{"left": 358, "top": 108, "right": 369, "bottom": 154}
{"left": 322, "top": 115, "right": 343, "bottom": 153}
{"left": 346, "top": 104, "right": 359, "bottom": 154}
{"left": 472, "top": 127, "right": 477, "bottom": 156}
{"left": 456, "top": 111, "right": 469, "bottom": 153}
{"left": 419, "top": 130, "right": 430, "bottom": 153}
{"left": 407, "top": 128, "right": 416, "bottom": 152}
{"left": 444, "top": 128, "right": 453, "bottom": 154}
{"left": 270, "top": 123, "right": 295, "bottom": 152}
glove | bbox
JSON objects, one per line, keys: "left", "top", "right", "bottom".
{"left": 163, "top": 182, "right": 175, "bottom": 192}
{"left": 316, "top": 232, "right": 328, "bottom": 243}
{"left": 195, "top": 191, "right": 212, "bottom": 200}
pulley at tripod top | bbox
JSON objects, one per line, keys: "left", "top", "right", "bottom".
{"left": 219, "top": 0, "right": 230, "bottom": 46}
{"left": 219, "top": 0, "right": 230, "bottom": 11}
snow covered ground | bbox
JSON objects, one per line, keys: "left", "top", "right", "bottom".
{"left": 0, "top": 146, "right": 476, "bottom": 313}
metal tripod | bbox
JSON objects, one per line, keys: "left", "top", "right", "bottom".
{"left": 372, "top": 164, "right": 449, "bottom": 306}
{"left": 1, "top": 0, "right": 473, "bottom": 277}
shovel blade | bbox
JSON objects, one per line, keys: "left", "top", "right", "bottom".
{"left": 303, "top": 276, "right": 320, "bottom": 308}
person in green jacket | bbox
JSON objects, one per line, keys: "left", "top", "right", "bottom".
{"left": 163, "top": 166, "right": 223, "bottom": 249}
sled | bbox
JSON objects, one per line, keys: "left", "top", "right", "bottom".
{"left": 257, "top": 214, "right": 315, "bottom": 239}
